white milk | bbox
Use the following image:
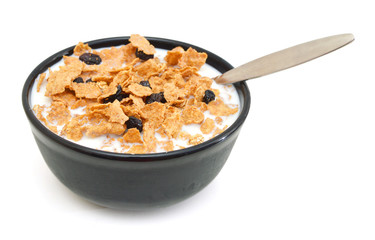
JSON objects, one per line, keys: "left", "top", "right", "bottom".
{"left": 30, "top": 47, "right": 240, "bottom": 153}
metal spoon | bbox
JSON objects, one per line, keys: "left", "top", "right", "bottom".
{"left": 214, "top": 33, "right": 354, "bottom": 84}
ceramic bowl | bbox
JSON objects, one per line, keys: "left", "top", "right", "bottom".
{"left": 22, "top": 36, "right": 251, "bottom": 210}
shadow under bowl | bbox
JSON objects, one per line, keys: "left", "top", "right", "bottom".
{"left": 22, "top": 36, "right": 251, "bottom": 210}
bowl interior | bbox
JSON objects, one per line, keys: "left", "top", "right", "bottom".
{"left": 22, "top": 36, "right": 251, "bottom": 161}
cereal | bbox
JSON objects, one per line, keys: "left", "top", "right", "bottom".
{"left": 127, "top": 144, "right": 147, "bottom": 154}
{"left": 163, "top": 82, "right": 187, "bottom": 103}
{"left": 188, "top": 134, "right": 205, "bottom": 146}
{"left": 134, "top": 58, "right": 164, "bottom": 79}
{"left": 32, "top": 105, "right": 58, "bottom": 134}
{"left": 181, "top": 106, "right": 204, "bottom": 124}
{"left": 212, "top": 125, "right": 228, "bottom": 137}
{"left": 89, "top": 100, "right": 128, "bottom": 124}
{"left": 140, "top": 102, "right": 166, "bottom": 127}
{"left": 31, "top": 35, "right": 240, "bottom": 154}
{"left": 143, "top": 122, "right": 157, "bottom": 152}
{"left": 123, "top": 128, "right": 143, "bottom": 143}
{"left": 127, "top": 83, "right": 153, "bottom": 97}
{"left": 52, "top": 90, "right": 78, "bottom": 107}
{"left": 36, "top": 72, "right": 46, "bottom": 92}
{"left": 92, "top": 75, "right": 113, "bottom": 83}
{"left": 46, "top": 101, "right": 71, "bottom": 126}
{"left": 73, "top": 42, "right": 92, "bottom": 56}
{"left": 148, "top": 76, "right": 164, "bottom": 92}
{"left": 62, "top": 117, "right": 84, "bottom": 141}
{"left": 200, "top": 118, "right": 215, "bottom": 134}
{"left": 106, "top": 100, "right": 128, "bottom": 124}
{"left": 215, "top": 116, "right": 223, "bottom": 125}
{"left": 72, "top": 81, "right": 102, "bottom": 99}
{"left": 208, "top": 99, "right": 238, "bottom": 116}
{"left": 178, "top": 131, "right": 192, "bottom": 141}
{"left": 165, "top": 46, "right": 184, "bottom": 65}
{"left": 160, "top": 140, "right": 174, "bottom": 152}
{"left": 45, "top": 57, "right": 83, "bottom": 96}
{"left": 129, "top": 34, "right": 156, "bottom": 56}
{"left": 85, "top": 121, "right": 125, "bottom": 138}
{"left": 178, "top": 47, "right": 207, "bottom": 70}
{"left": 162, "top": 110, "right": 183, "bottom": 138}
{"left": 97, "top": 47, "right": 126, "bottom": 68}
{"left": 129, "top": 95, "right": 145, "bottom": 109}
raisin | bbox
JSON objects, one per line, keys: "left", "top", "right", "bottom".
{"left": 125, "top": 116, "right": 143, "bottom": 132}
{"left": 103, "top": 96, "right": 115, "bottom": 104}
{"left": 135, "top": 49, "right": 154, "bottom": 61}
{"left": 139, "top": 80, "right": 151, "bottom": 88}
{"left": 116, "top": 92, "right": 129, "bottom": 101}
{"left": 79, "top": 53, "right": 102, "bottom": 65}
{"left": 85, "top": 78, "right": 94, "bottom": 83}
{"left": 145, "top": 92, "right": 167, "bottom": 104}
{"left": 73, "top": 77, "right": 84, "bottom": 83}
{"left": 103, "top": 85, "right": 123, "bottom": 103}
{"left": 203, "top": 90, "right": 215, "bottom": 104}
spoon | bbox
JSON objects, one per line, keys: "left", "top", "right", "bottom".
{"left": 214, "top": 33, "right": 354, "bottom": 84}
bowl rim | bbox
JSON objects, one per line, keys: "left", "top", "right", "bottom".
{"left": 22, "top": 36, "right": 251, "bottom": 162}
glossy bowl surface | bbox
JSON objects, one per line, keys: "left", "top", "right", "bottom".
{"left": 22, "top": 36, "right": 251, "bottom": 209}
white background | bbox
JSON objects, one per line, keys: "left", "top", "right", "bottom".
{"left": 2, "top": 0, "right": 374, "bottom": 239}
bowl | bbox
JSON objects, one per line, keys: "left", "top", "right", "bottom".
{"left": 22, "top": 36, "right": 251, "bottom": 210}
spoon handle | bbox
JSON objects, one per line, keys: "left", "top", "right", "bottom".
{"left": 214, "top": 33, "right": 354, "bottom": 84}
